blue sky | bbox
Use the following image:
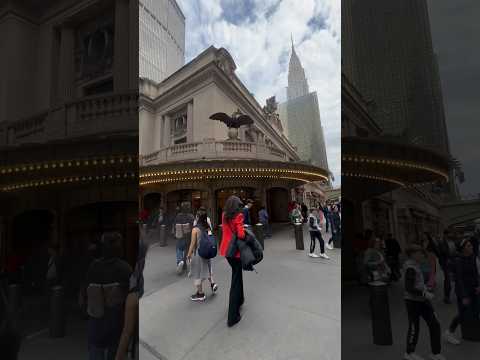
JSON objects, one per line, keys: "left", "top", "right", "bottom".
{"left": 177, "top": 0, "right": 341, "bottom": 187}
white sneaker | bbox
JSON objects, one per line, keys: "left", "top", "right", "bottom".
{"left": 319, "top": 253, "right": 330, "bottom": 259}
{"left": 443, "top": 330, "right": 460, "bottom": 345}
{"left": 308, "top": 253, "right": 317, "bottom": 258}
{"left": 404, "top": 353, "right": 425, "bottom": 360}
{"left": 176, "top": 261, "right": 184, "bottom": 274}
{"left": 430, "top": 354, "right": 447, "bottom": 360}
{"left": 312, "top": 253, "right": 320, "bottom": 258}
{"left": 326, "top": 243, "right": 334, "bottom": 250}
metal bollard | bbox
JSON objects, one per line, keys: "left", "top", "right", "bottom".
{"left": 369, "top": 281, "right": 393, "bottom": 345}
{"left": 159, "top": 224, "right": 167, "bottom": 247}
{"left": 49, "top": 285, "right": 66, "bottom": 338}
{"left": 294, "top": 223, "right": 304, "bottom": 250}
{"left": 8, "top": 284, "right": 22, "bottom": 327}
{"left": 254, "top": 223, "right": 265, "bottom": 249}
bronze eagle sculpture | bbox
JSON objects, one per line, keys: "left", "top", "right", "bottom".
{"left": 209, "top": 110, "right": 254, "bottom": 129}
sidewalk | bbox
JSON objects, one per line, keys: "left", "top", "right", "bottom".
{"left": 140, "top": 224, "right": 341, "bottom": 360}
{"left": 342, "top": 273, "right": 480, "bottom": 359}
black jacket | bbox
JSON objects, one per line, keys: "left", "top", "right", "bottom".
{"left": 237, "top": 228, "right": 263, "bottom": 271}
{"left": 454, "top": 255, "right": 479, "bottom": 299}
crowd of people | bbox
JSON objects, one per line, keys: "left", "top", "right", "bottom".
{"left": 359, "top": 227, "right": 480, "bottom": 360}
{"left": 288, "top": 200, "right": 341, "bottom": 259}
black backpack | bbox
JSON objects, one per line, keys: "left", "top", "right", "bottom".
{"left": 197, "top": 227, "right": 217, "bottom": 259}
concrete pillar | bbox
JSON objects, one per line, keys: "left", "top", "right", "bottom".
{"left": 163, "top": 115, "right": 171, "bottom": 148}
{"left": 128, "top": 0, "right": 139, "bottom": 89}
{"left": 114, "top": 0, "right": 130, "bottom": 91}
{"left": 58, "top": 25, "right": 75, "bottom": 101}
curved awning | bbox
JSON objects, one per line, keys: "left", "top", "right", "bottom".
{"left": 342, "top": 136, "right": 450, "bottom": 187}
{"left": 140, "top": 159, "right": 329, "bottom": 187}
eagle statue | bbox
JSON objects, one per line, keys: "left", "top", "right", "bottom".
{"left": 209, "top": 110, "right": 254, "bottom": 129}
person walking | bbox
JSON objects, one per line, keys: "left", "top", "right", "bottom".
{"left": 443, "top": 238, "right": 480, "bottom": 345}
{"left": 173, "top": 202, "right": 195, "bottom": 274}
{"left": 308, "top": 208, "right": 329, "bottom": 259}
{"left": 290, "top": 204, "right": 303, "bottom": 224}
{"left": 258, "top": 206, "right": 271, "bottom": 238}
{"left": 301, "top": 203, "right": 308, "bottom": 223}
{"left": 242, "top": 199, "right": 254, "bottom": 226}
{"left": 422, "top": 233, "right": 439, "bottom": 292}
{"left": 403, "top": 244, "right": 445, "bottom": 360}
{"left": 193, "top": 206, "right": 212, "bottom": 229}
{"left": 322, "top": 203, "right": 331, "bottom": 233}
{"left": 328, "top": 205, "right": 341, "bottom": 249}
{"left": 187, "top": 212, "right": 218, "bottom": 301}
{"left": 219, "top": 196, "right": 246, "bottom": 327}
{"left": 86, "top": 232, "right": 132, "bottom": 360}
{"left": 363, "top": 237, "right": 391, "bottom": 283}
{"left": 385, "top": 233, "right": 402, "bottom": 281}
{"left": 438, "top": 230, "right": 457, "bottom": 304}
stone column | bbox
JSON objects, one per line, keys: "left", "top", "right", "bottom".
{"left": 57, "top": 25, "right": 75, "bottom": 102}
{"left": 187, "top": 102, "right": 194, "bottom": 143}
{"left": 163, "top": 115, "right": 171, "bottom": 148}
{"left": 114, "top": 0, "right": 130, "bottom": 91}
{"left": 128, "top": 0, "right": 139, "bottom": 88}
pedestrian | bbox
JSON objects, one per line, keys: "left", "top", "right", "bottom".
{"left": 385, "top": 233, "right": 402, "bottom": 281}
{"left": 242, "top": 199, "right": 254, "bottom": 226}
{"left": 258, "top": 206, "right": 271, "bottom": 238}
{"left": 329, "top": 205, "right": 341, "bottom": 248}
{"left": 301, "top": 203, "right": 308, "bottom": 223}
{"left": 443, "top": 238, "right": 480, "bottom": 345}
{"left": 290, "top": 203, "right": 303, "bottom": 224}
{"left": 308, "top": 208, "right": 329, "bottom": 259}
{"left": 45, "top": 243, "right": 64, "bottom": 291}
{"left": 219, "top": 196, "right": 246, "bottom": 327}
{"left": 363, "top": 237, "right": 391, "bottom": 283}
{"left": 115, "top": 233, "right": 148, "bottom": 360}
{"left": 403, "top": 244, "right": 445, "bottom": 360}
{"left": 173, "top": 202, "right": 195, "bottom": 274}
{"left": 187, "top": 211, "right": 218, "bottom": 301}
{"left": 422, "top": 233, "right": 439, "bottom": 292}
{"left": 438, "top": 230, "right": 457, "bottom": 304}
{"left": 322, "top": 203, "right": 331, "bottom": 233}
{"left": 85, "top": 232, "right": 132, "bottom": 360}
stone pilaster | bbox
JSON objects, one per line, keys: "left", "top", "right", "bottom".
{"left": 58, "top": 25, "right": 75, "bottom": 101}
{"left": 114, "top": 0, "right": 130, "bottom": 91}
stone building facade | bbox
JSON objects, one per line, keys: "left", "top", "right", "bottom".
{"left": 139, "top": 46, "right": 329, "bottom": 225}
{"left": 0, "top": 0, "right": 139, "bottom": 278}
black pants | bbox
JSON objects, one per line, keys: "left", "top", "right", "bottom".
{"left": 227, "top": 257, "right": 244, "bottom": 326}
{"left": 449, "top": 294, "right": 479, "bottom": 332}
{"left": 440, "top": 264, "right": 452, "bottom": 301}
{"left": 309, "top": 231, "right": 325, "bottom": 254}
{"left": 405, "top": 299, "right": 441, "bottom": 355}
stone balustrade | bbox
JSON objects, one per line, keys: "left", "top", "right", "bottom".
{"left": 140, "top": 140, "right": 289, "bottom": 166}
{"left": 0, "top": 91, "right": 138, "bottom": 147}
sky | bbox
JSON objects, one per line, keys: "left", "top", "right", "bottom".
{"left": 427, "top": 0, "right": 480, "bottom": 197}
{"left": 177, "top": 0, "right": 341, "bottom": 187}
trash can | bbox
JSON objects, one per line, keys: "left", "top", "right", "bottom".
{"left": 369, "top": 281, "right": 393, "bottom": 345}
{"left": 159, "top": 224, "right": 167, "bottom": 247}
{"left": 49, "top": 285, "right": 66, "bottom": 338}
{"left": 333, "top": 229, "right": 342, "bottom": 249}
{"left": 254, "top": 223, "right": 265, "bottom": 249}
{"left": 460, "top": 301, "right": 480, "bottom": 341}
{"left": 294, "top": 223, "right": 304, "bottom": 250}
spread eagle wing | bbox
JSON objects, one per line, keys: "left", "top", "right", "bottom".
{"left": 235, "top": 114, "right": 254, "bottom": 128}
{"left": 209, "top": 112, "right": 233, "bottom": 127}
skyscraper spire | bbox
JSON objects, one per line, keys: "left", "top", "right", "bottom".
{"left": 287, "top": 39, "right": 309, "bottom": 100}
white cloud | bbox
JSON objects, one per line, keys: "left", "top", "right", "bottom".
{"left": 177, "top": 0, "right": 341, "bottom": 187}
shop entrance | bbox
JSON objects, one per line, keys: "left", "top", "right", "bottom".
{"left": 166, "top": 189, "right": 208, "bottom": 218}
{"left": 266, "top": 188, "right": 290, "bottom": 223}
{"left": 216, "top": 188, "right": 256, "bottom": 224}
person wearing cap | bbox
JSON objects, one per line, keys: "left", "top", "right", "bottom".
{"left": 443, "top": 238, "right": 480, "bottom": 345}
{"left": 403, "top": 244, "right": 445, "bottom": 360}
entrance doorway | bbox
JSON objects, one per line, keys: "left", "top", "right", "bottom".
{"left": 267, "top": 188, "right": 290, "bottom": 222}
{"left": 216, "top": 188, "right": 256, "bottom": 224}
{"left": 166, "top": 190, "right": 208, "bottom": 217}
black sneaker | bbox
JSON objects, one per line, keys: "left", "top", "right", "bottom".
{"left": 211, "top": 282, "right": 218, "bottom": 293}
{"left": 191, "top": 292, "right": 206, "bottom": 301}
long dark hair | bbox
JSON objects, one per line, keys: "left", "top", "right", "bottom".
{"left": 223, "top": 196, "right": 243, "bottom": 220}
{"left": 197, "top": 211, "right": 210, "bottom": 230}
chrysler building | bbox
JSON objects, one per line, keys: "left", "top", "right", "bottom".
{"left": 287, "top": 38, "right": 309, "bottom": 100}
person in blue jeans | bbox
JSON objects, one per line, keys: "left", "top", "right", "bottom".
{"left": 173, "top": 202, "right": 195, "bottom": 274}
{"left": 242, "top": 199, "right": 254, "bottom": 226}
{"left": 258, "top": 206, "right": 271, "bottom": 238}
